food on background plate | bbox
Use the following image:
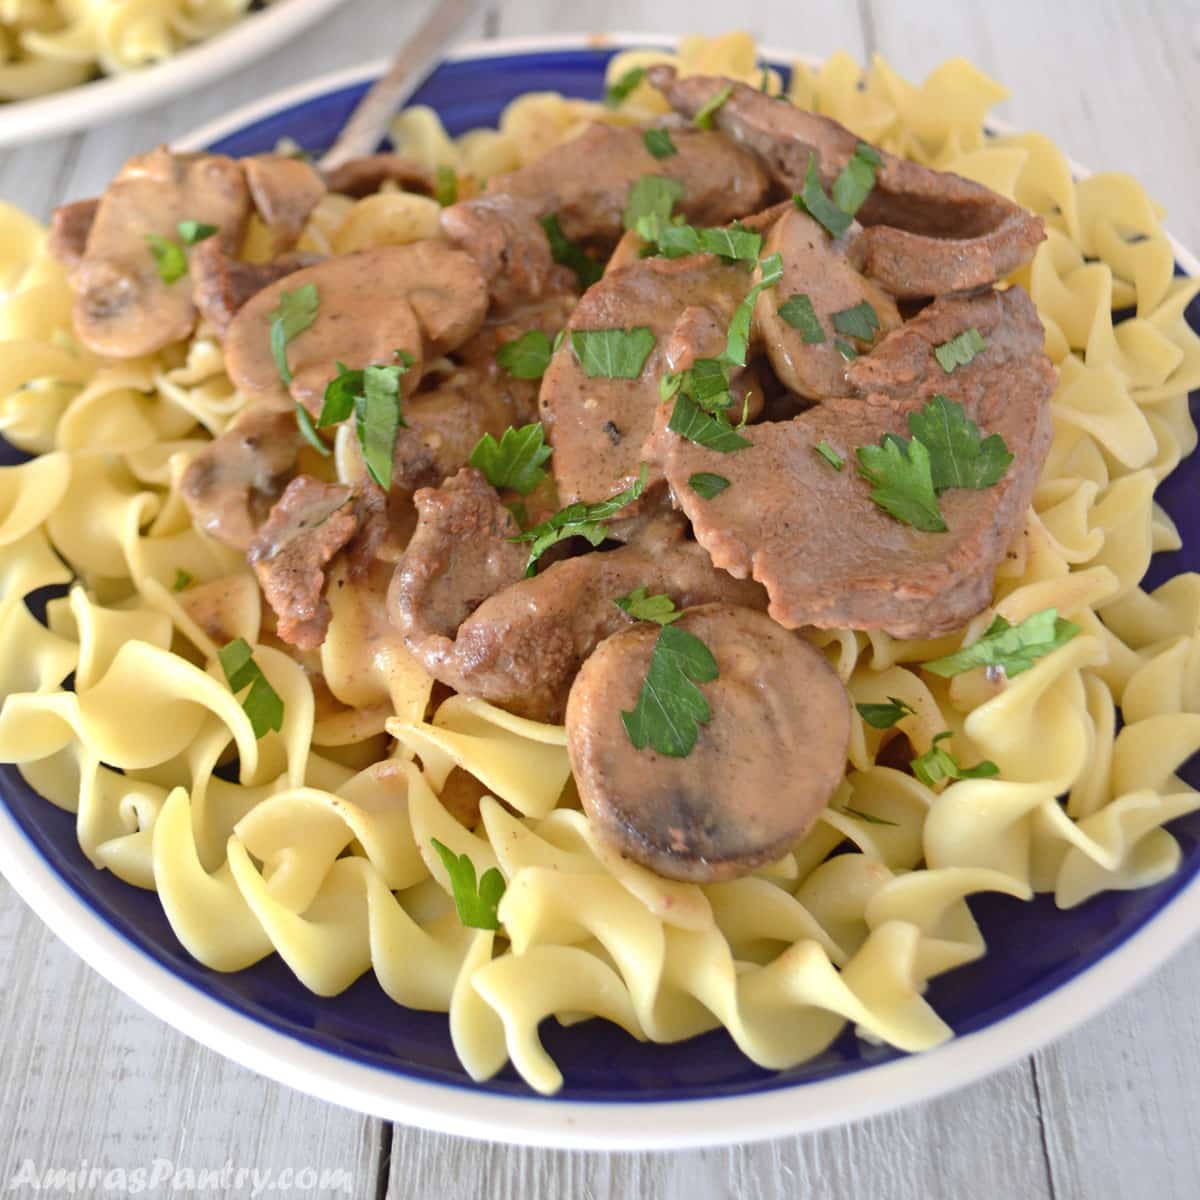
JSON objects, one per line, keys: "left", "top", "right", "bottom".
{"left": 0, "top": 31, "right": 1197, "bottom": 1095}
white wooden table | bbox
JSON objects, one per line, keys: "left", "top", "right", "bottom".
{"left": 2, "top": 1, "right": 1199, "bottom": 1195}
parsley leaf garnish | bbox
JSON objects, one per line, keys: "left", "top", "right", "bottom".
{"left": 778, "top": 293, "right": 825, "bottom": 343}
{"left": 495, "top": 329, "right": 554, "bottom": 379}
{"left": 294, "top": 404, "right": 330, "bottom": 456}
{"left": 539, "top": 214, "right": 603, "bottom": 289}
{"left": 172, "top": 568, "right": 193, "bottom": 592}
{"left": 856, "top": 434, "right": 946, "bottom": 532}
{"left": 831, "top": 142, "right": 882, "bottom": 218}
{"left": 911, "top": 731, "right": 999, "bottom": 788}
{"left": 906, "top": 393, "right": 1012, "bottom": 493}
{"left": 723, "top": 251, "right": 783, "bottom": 366}
{"left": 430, "top": 839, "right": 505, "bottom": 930}
{"left": 834, "top": 338, "right": 858, "bottom": 360}
{"left": 794, "top": 155, "right": 853, "bottom": 238}
{"left": 855, "top": 696, "right": 915, "bottom": 729}
{"left": 636, "top": 218, "right": 762, "bottom": 264}
{"left": 836, "top": 804, "right": 899, "bottom": 827}
{"left": 922, "top": 608, "right": 1080, "bottom": 679}
{"left": 177, "top": 220, "right": 218, "bottom": 245}
{"left": 934, "top": 327, "right": 988, "bottom": 373}
{"left": 814, "top": 441, "right": 844, "bottom": 470}
{"left": 831, "top": 300, "right": 880, "bottom": 342}
{"left": 218, "top": 638, "right": 284, "bottom": 739}
{"left": 663, "top": 358, "right": 732, "bottom": 413}
{"left": 469, "top": 422, "right": 552, "bottom": 495}
{"left": 605, "top": 65, "right": 645, "bottom": 107}
{"left": 623, "top": 175, "right": 685, "bottom": 234}
{"left": 621, "top": 622, "right": 719, "bottom": 757}
{"left": 145, "top": 234, "right": 187, "bottom": 284}
{"left": 615, "top": 587, "right": 683, "bottom": 625}
{"left": 644, "top": 128, "right": 677, "bottom": 159}
{"left": 570, "top": 327, "right": 656, "bottom": 378}
{"left": 511, "top": 464, "right": 648, "bottom": 575}
{"left": 668, "top": 393, "right": 752, "bottom": 452}
{"left": 693, "top": 83, "right": 734, "bottom": 130}
{"left": 316, "top": 355, "right": 413, "bottom": 490}
{"left": 688, "top": 471, "right": 730, "bottom": 499}
{"left": 434, "top": 165, "right": 458, "bottom": 207}
{"left": 269, "top": 283, "right": 319, "bottom": 386}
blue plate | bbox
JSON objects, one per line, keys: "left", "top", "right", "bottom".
{"left": 1, "top": 39, "right": 1198, "bottom": 1143}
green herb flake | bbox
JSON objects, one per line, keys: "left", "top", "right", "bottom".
{"left": 907, "top": 393, "right": 1012, "bottom": 493}
{"left": 831, "top": 141, "right": 883, "bottom": 217}
{"left": 834, "top": 338, "right": 858, "bottom": 361}
{"left": 430, "top": 839, "right": 505, "bottom": 930}
{"left": 855, "top": 696, "right": 915, "bottom": 729}
{"left": 218, "top": 638, "right": 284, "bottom": 739}
{"left": 469, "top": 422, "right": 552, "bottom": 496}
{"left": 831, "top": 300, "right": 880, "bottom": 342}
{"left": 623, "top": 174, "right": 685, "bottom": 234}
{"left": 836, "top": 804, "right": 899, "bottom": 827}
{"left": 693, "top": 83, "right": 734, "bottom": 130}
{"left": 794, "top": 155, "right": 853, "bottom": 239}
{"left": 922, "top": 608, "right": 1080, "bottom": 679}
{"left": 814, "top": 441, "right": 844, "bottom": 470}
{"left": 268, "top": 283, "right": 319, "bottom": 386}
{"left": 637, "top": 218, "right": 762, "bottom": 264}
{"left": 570, "top": 326, "right": 656, "bottom": 378}
{"left": 294, "top": 403, "right": 331, "bottom": 456}
{"left": 615, "top": 586, "right": 683, "bottom": 626}
{"left": 911, "top": 731, "right": 999, "bottom": 789}
{"left": 688, "top": 471, "right": 731, "bottom": 499}
{"left": 856, "top": 434, "right": 946, "bottom": 532}
{"left": 355, "top": 364, "right": 407, "bottom": 491}
{"left": 177, "top": 220, "right": 218, "bottom": 246}
{"left": 145, "top": 234, "right": 187, "bottom": 284}
{"left": 778, "top": 293, "right": 825, "bottom": 343}
{"left": 495, "top": 329, "right": 554, "bottom": 379}
{"left": 644, "top": 128, "right": 678, "bottom": 159}
{"left": 934, "top": 326, "right": 988, "bottom": 373}
{"left": 172, "top": 568, "right": 194, "bottom": 593}
{"left": 668, "top": 393, "right": 752, "bottom": 453}
{"left": 605, "top": 65, "right": 645, "bottom": 107}
{"left": 539, "top": 213, "right": 603, "bottom": 289}
{"left": 434, "top": 164, "right": 458, "bottom": 207}
{"left": 722, "top": 251, "right": 783, "bottom": 366}
{"left": 511, "top": 464, "right": 648, "bottom": 575}
{"left": 621, "top": 622, "right": 720, "bottom": 757}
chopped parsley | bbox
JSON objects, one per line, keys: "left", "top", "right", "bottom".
{"left": 922, "top": 608, "right": 1080, "bottom": 679}
{"left": 218, "top": 639, "right": 284, "bottom": 739}
{"left": 511, "top": 464, "right": 647, "bottom": 575}
{"left": 911, "top": 731, "right": 999, "bottom": 788}
{"left": 615, "top": 587, "right": 683, "bottom": 625}
{"left": 570, "top": 327, "right": 656, "bottom": 378}
{"left": 723, "top": 251, "right": 783, "bottom": 366}
{"left": 856, "top": 433, "right": 945, "bottom": 532}
{"left": 434, "top": 165, "right": 458, "bottom": 207}
{"left": 934, "top": 327, "right": 988, "bottom": 373}
{"left": 623, "top": 175, "right": 685, "bottom": 234}
{"left": 693, "top": 83, "right": 734, "bottom": 130}
{"left": 469, "top": 422, "right": 552, "bottom": 496}
{"left": 855, "top": 696, "right": 915, "bottom": 729}
{"left": 177, "top": 220, "right": 218, "bottom": 245}
{"left": 794, "top": 154, "right": 853, "bottom": 239}
{"left": 622, "top": 620, "right": 720, "bottom": 757}
{"left": 172, "top": 568, "right": 194, "bottom": 593}
{"left": 643, "top": 128, "right": 678, "bottom": 159}
{"left": 834, "top": 338, "right": 858, "bottom": 361}
{"left": 495, "top": 329, "right": 554, "bottom": 379}
{"left": 430, "top": 839, "right": 505, "bottom": 930}
{"left": 295, "top": 404, "right": 330, "bottom": 457}
{"left": 605, "top": 65, "right": 645, "bottom": 107}
{"left": 907, "top": 393, "right": 1012, "bottom": 492}
{"left": 814, "top": 441, "right": 844, "bottom": 470}
{"left": 778, "top": 293, "right": 825, "bottom": 343}
{"left": 662, "top": 358, "right": 733, "bottom": 413}
{"left": 831, "top": 142, "right": 883, "bottom": 218}
{"left": 145, "top": 234, "right": 187, "bottom": 284}
{"left": 830, "top": 300, "right": 880, "bottom": 342}
{"left": 539, "top": 213, "right": 603, "bottom": 289}
{"left": 269, "top": 283, "right": 319, "bottom": 386}
{"left": 667, "top": 393, "right": 752, "bottom": 453}
{"left": 637, "top": 218, "right": 762, "bottom": 264}
{"left": 688, "top": 471, "right": 730, "bottom": 499}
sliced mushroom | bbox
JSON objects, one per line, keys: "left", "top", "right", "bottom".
{"left": 180, "top": 407, "right": 306, "bottom": 551}
{"left": 755, "top": 206, "right": 901, "bottom": 401}
{"left": 223, "top": 242, "right": 487, "bottom": 411}
{"left": 66, "top": 147, "right": 251, "bottom": 357}
{"left": 47, "top": 198, "right": 98, "bottom": 271}
{"left": 567, "top": 603, "right": 850, "bottom": 882}
{"left": 323, "top": 154, "right": 436, "bottom": 199}
{"left": 242, "top": 154, "right": 327, "bottom": 251}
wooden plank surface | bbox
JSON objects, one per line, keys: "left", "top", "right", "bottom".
{"left": 1, "top": 0, "right": 1198, "bottom": 1197}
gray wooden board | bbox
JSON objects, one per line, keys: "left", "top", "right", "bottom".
{"left": 1, "top": 0, "right": 1198, "bottom": 1196}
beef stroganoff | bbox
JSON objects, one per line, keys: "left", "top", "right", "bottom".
{"left": 0, "top": 32, "right": 1198, "bottom": 1094}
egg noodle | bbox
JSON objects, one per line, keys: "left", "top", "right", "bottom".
{"left": 0, "top": 33, "right": 1198, "bottom": 1094}
{"left": 0, "top": 0, "right": 275, "bottom": 101}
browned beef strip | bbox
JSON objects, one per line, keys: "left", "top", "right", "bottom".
{"left": 390, "top": 499, "right": 767, "bottom": 723}
{"left": 567, "top": 604, "right": 850, "bottom": 882}
{"left": 322, "top": 154, "right": 436, "bottom": 198}
{"left": 47, "top": 198, "right": 98, "bottom": 270}
{"left": 538, "top": 252, "right": 757, "bottom": 506}
{"left": 248, "top": 475, "right": 358, "bottom": 650}
{"left": 191, "top": 241, "right": 321, "bottom": 336}
{"left": 180, "top": 407, "right": 306, "bottom": 551}
{"left": 647, "top": 67, "right": 1045, "bottom": 298}
{"left": 659, "top": 286, "right": 1055, "bottom": 638}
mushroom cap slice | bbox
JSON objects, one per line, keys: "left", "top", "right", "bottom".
{"left": 567, "top": 603, "right": 850, "bottom": 883}
{"left": 223, "top": 242, "right": 487, "bottom": 411}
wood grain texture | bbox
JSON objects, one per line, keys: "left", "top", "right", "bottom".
{"left": 0, "top": 0, "right": 1198, "bottom": 1197}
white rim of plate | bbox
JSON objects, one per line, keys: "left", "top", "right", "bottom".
{"left": 0, "top": 0, "right": 350, "bottom": 149}
{"left": 1, "top": 33, "right": 1198, "bottom": 1151}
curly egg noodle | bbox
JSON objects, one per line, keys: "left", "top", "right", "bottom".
{"left": 0, "top": 0, "right": 276, "bottom": 101}
{"left": 1, "top": 33, "right": 1200, "bottom": 1094}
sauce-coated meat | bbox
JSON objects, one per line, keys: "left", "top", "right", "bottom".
{"left": 567, "top": 604, "right": 850, "bottom": 882}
